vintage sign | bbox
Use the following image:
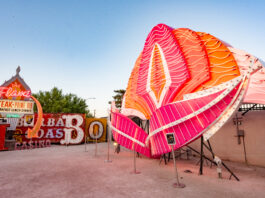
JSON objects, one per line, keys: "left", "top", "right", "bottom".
{"left": 0, "top": 68, "right": 33, "bottom": 129}
{"left": 15, "top": 140, "right": 51, "bottom": 150}
{"left": 0, "top": 79, "right": 31, "bottom": 101}
{"left": 0, "top": 86, "right": 31, "bottom": 99}
{"left": 85, "top": 118, "right": 107, "bottom": 143}
{"left": 14, "top": 114, "right": 107, "bottom": 149}
{"left": 15, "top": 113, "right": 86, "bottom": 145}
{"left": 0, "top": 99, "right": 34, "bottom": 114}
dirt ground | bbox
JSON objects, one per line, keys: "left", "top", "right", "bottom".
{"left": 0, "top": 143, "right": 264, "bottom": 198}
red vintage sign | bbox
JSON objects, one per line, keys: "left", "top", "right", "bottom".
{"left": 0, "top": 80, "right": 31, "bottom": 100}
{"left": 0, "top": 86, "right": 31, "bottom": 98}
{"left": 15, "top": 113, "right": 86, "bottom": 146}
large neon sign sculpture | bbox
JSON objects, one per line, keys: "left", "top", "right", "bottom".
{"left": 110, "top": 24, "right": 264, "bottom": 157}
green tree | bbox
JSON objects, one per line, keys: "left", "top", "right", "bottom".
{"left": 33, "top": 87, "right": 93, "bottom": 117}
{"left": 112, "top": 89, "right": 126, "bottom": 108}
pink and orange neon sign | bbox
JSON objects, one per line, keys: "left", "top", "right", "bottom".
{"left": 110, "top": 23, "right": 264, "bottom": 157}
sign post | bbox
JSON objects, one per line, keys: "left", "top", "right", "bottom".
{"left": 166, "top": 133, "right": 185, "bottom": 188}
{"left": 130, "top": 128, "right": 140, "bottom": 174}
{"left": 105, "top": 111, "right": 112, "bottom": 163}
{"left": 95, "top": 130, "right": 98, "bottom": 157}
{"left": 84, "top": 132, "right": 87, "bottom": 152}
{"left": 130, "top": 142, "right": 140, "bottom": 174}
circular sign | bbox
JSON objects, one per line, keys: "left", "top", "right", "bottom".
{"left": 89, "top": 121, "right": 103, "bottom": 139}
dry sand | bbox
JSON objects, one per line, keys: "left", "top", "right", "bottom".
{"left": 0, "top": 143, "right": 264, "bottom": 198}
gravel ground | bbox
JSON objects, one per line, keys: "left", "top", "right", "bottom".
{"left": 0, "top": 143, "right": 264, "bottom": 198}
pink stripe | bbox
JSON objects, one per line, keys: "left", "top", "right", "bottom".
{"left": 149, "top": 82, "right": 241, "bottom": 156}
{"left": 136, "top": 24, "right": 190, "bottom": 113}
{"left": 111, "top": 111, "right": 151, "bottom": 157}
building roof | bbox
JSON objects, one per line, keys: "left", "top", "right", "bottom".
{"left": 1, "top": 66, "right": 31, "bottom": 92}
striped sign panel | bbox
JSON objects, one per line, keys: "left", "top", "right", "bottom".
{"left": 147, "top": 80, "right": 242, "bottom": 156}
{"left": 111, "top": 112, "right": 151, "bottom": 157}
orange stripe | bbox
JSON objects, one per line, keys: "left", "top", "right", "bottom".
{"left": 194, "top": 32, "right": 240, "bottom": 91}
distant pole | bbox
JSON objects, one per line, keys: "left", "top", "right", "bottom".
{"left": 130, "top": 142, "right": 140, "bottom": 174}
{"left": 85, "top": 132, "right": 87, "bottom": 152}
{"left": 105, "top": 110, "right": 112, "bottom": 163}
{"left": 130, "top": 129, "right": 140, "bottom": 174}
{"left": 95, "top": 130, "right": 97, "bottom": 157}
{"left": 86, "top": 97, "right": 96, "bottom": 156}
{"left": 199, "top": 136, "right": 203, "bottom": 175}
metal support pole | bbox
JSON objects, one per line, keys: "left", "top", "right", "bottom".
{"left": 95, "top": 131, "right": 97, "bottom": 157}
{"left": 171, "top": 145, "right": 185, "bottom": 188}
{"left": 187, "top": 145, "right": 240, "bottom": 181}
{"left": 236, "top": 114, "right": 241, "bottom": 144}
{"left": 242, "top": 136, "right": 248, "bottom": 164}
{"left": 105, "top": 114, "right": 112, "bottom": 163}
{"left": 199, "top": 136, "right": 203, "bottom": 175}
{"left": 85, "top": 132, "right": 87, "bottom": 152}
{"left": 130, "top": 143, "right": 140, "bottom": 174}
{"left": 221, "top": 162, "right": 240, "bottom": 181}
{"left": 206, "top": 140, "right": 214, "bottom": 168}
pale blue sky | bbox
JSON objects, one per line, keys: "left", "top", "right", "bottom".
{"left": 0, "top": 0, "right": 264, "bottom": 117}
